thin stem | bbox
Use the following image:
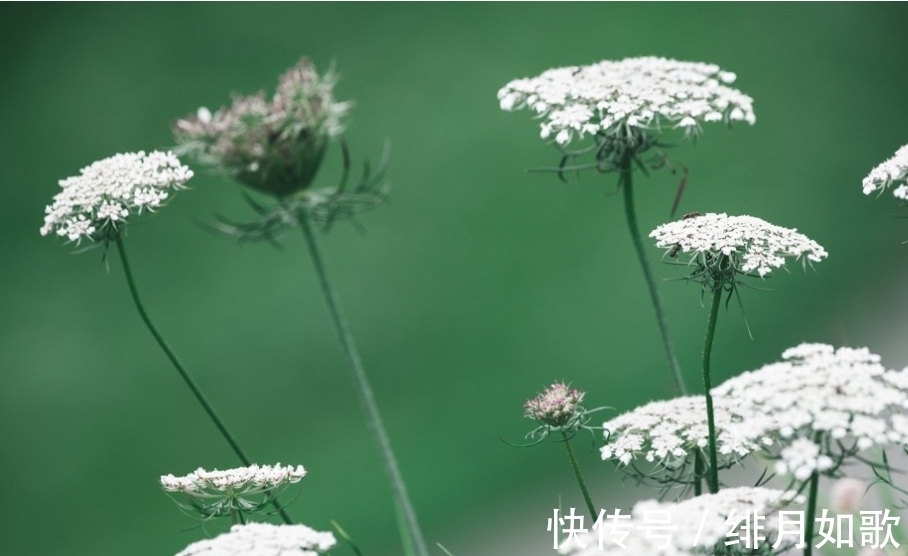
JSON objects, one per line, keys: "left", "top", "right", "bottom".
{"left": 693, "top": 451, "right": 704, "bottom": 496}
{"left": 561, "top": 432, "right": 597, "bottom": 520}
{"left": 115, "top": 237, "right": 293, "bottom": 525}
{"left": 619, "top": 160, "right": 687, "bottom": 396}
{"left": 701, "top": 281, "right": 723, "bottom": 494}
{"left": 297, "top": 212, "right": 429, "bottom": 556}
{"left": 804, "top": 469, "right": 820, "bottom": 556}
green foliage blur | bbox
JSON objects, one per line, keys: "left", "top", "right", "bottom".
{"left": 3, "top": 3, "right": 908, "bottom": 555}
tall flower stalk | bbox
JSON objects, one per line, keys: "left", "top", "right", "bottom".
{"left": 618, "top": 157, "right": 685, "bottom": 395}
{"left": 297, "top": 211, "right": 429, "bottom": 556}
{"left": 40, "top": 152, "right": 293, "bottom": 524}
{"left": 650, "top": 213, "right": 827, "bottom": 494}
{"left": 174, "top": 58, "right": 426, "bottom": 556}
{"left": 499, "top": 56, "right": 757, "bottom": 397}
{"left": 700, "top": 270, "right": 724, "bottom": 493}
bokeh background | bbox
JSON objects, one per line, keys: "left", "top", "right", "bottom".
{"left": 3, "top": 3, "right": 908, "bottom": 555}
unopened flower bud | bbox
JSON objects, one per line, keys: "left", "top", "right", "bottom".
{"left": 174, "top": 57, "right": 350, "bottom": 198}
{"left": 525, "top": 383, "right": 584, "bottom": 427}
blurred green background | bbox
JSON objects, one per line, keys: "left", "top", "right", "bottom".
{"left": 3, "top": 3, "right": 908, "bottom": 555}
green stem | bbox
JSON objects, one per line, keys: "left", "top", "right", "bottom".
{"left": 115, "top": 237, "right": 293, "bottom": 525}
{"left": 702, "top": 281, "right": 723, "bottom": 494}
{"left": 561, "top": 432, "right": 597, "bottom": 521}
{"left": 878, "top": 479, "right": 908, "bottom": 545}
{"left": 297, "top": 213, "right": 428, "bottom": 556}
{"left": 804, "top": 469, "right": 820, "bottom": 556}
{"left": 693, "top": 450, "right": 704, "bottom": 496}
{"left": 619, "top": 161, "right": 687, "bottom": 396}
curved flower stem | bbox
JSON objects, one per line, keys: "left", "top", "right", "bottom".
{"left": 296, "top": 212, "right": 429, "bottom": 556}
{"left": 804, "top": 469, "right": 820, "bottom": 556}
{"left": 701, "top": 280, "right": 723, "bottom": 494}
{"left": 115, "top": 237, "right": 293, "bottom": 525}
{"left": 619, "top": 161, "right": 687, "bottom": 396}
{"left": 561, "top": 432, "right": 597, "bottom": 520}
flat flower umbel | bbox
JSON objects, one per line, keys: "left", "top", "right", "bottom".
{"left": 651, "top": 212, "right": 827, "bottom": 290}
{"left": 600, "top": 395, "right": 772, "bottom": 488}
{"left": 863, "top": 142, "right": 908, "bottom": 202}
{"left": 161, "top": 463, "right": 306, "bottom": 522}
{"left": 499, "top": 56, "right": 754, "bottom": 156}
{"left": 713, "top": 344, "right": 908, "bottom": 482}
{"left": 40, "top": 151, "right": 192, "bottom": 244}
{"left": 175, "top": 523, "right": 336, "bottom": 556}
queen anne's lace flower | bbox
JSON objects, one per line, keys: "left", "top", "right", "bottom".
{"left": 600, "top": 396, "right": 773, "bottom": 469}
{"left": 604, "top": 344, "right": 908, "bottom": 482}
{"left": 650, "top": 213, "right": 827, "bottom": 277}
{"left": 498, "top": 56, "right": 755, "bottom": 145}
{"left": 862, "top": 143, "right": 908, "bottom": 201}
{"left": 525, "top": 383, "right": 585, "bottom": 427}
{"left": 561, "top": 487, "right": 800, "bottom": 556}
{"left": 161, "top": 463, "right": 307, "bottom": 494}
{"left": 40, "top": 151, "right": 193, "bottom": 243}
{"left": 713, "top": 344, "right": 908, "bottom": 478}
{"left": 174, "top": 57, "right": 350, "bottom": 197}
{"left": 175, "top": 523, "right": 336, "bottom": 556}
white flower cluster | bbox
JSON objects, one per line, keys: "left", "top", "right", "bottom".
{"left": 602, "top": 344, "right": 908, "bottom": 481}
{"left": 600, "top": 395, "right": 773, "bottom": 468}
{"left": 161, "top": 463, "right": 307, "bottom": 495}
{"left": 862, "top": 143, "right": 908, "bottom": 201}
{"left": 525, "top": 382, "right": 585, "bottom": 426}
{"left": 176, "top": 523, "right": 336, "bottom": 556}
{"left": 40, "top": 151, "right": 192, "bottom": 243}
{"left": 714, "top": 344, "right": 908, "bottom": 480}
{"left": 650, "top": 213, "right": 827, "bottom": 277}
{"left": 562, "top": 487, "right": 799, "bottom": 556}
{"left": 498, "top": 56, "right": 755, "bottom": 145}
